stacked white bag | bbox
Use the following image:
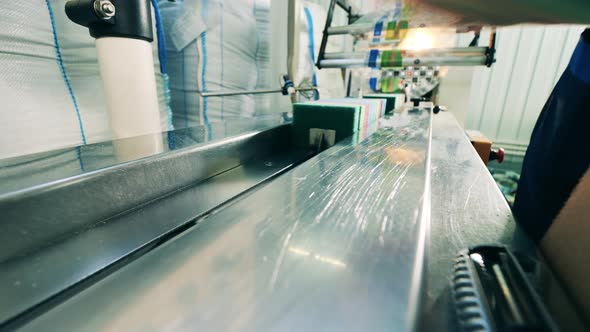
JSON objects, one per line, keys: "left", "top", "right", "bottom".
{"left": 0, "top": 0, "right": 170, "bottom": 159}
{"left": 159, "top": 0, "right": 272, "bottom": 129}
{"left": 252, "top": 0, "right": 273, "bottom": 116}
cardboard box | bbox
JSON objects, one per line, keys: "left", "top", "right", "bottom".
{"left": 466, "top": 129, "right": 492, "bottom": 165}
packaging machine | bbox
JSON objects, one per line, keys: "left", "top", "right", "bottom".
{"left": 1, "top": 0, "right": 590, "bottom": 331}
{"left": 1, "top": 109, "right": 584, "bottom": 331}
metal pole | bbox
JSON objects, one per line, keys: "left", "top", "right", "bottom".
{"left": 324, "top": 52, "right": 365, "bottom": 60}
{"left": 335, "top": 0, "right": 351, "bottom": 12}
{"left": 324, "top": 47, "right": 488, "bottom": 60}
{"left": 335, "top": 0, "right": 359, "bottom": 24}
{"left": 319, "top": 55, "right": 487, "bottom": 68}
{"left": 319, "top": 58, "right": 367, "bottom": 68}
{"left": 327, "top": 23, "right": 373, "bottom": 35}
{"left": 287, "top": 0, "right": 299, "bottom": 87}
{"left": 345, "top": 70, "right": 352, "bottom": 97}
{"left": 199, "top": 87, "right": 318, "bottom": 98}
{"left": 320, "top": 47, "right": 488, "bottom": 68}
{"left": 486, "top": 28, "right": 497, "bottom": 67}
{"left": 316, "top": 0, "right": 337, "bottom": 69}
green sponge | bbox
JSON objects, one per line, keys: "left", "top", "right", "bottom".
{"left": 363, "top": 94, "right": 397, "bottom": 114}
{"left": 292, "top": 103, "right": 361, "bottom": 148}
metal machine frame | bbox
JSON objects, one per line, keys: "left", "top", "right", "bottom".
{"left": 316, "top": 0, "right": 497, "bottom": 69}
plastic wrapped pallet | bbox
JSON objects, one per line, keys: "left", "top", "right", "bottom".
{"left": 0, "top": 0, "right": 170, "bottom": 159}
{"left": 159, "top": 0, "right": 272, "bottom": 130}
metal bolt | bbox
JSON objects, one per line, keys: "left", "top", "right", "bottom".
{"left": 94, "top": 0, "right": 116, "bottom": 20}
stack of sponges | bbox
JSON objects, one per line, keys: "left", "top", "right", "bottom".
{"left": 363, "top": 94, "right": 402, "bottom": 115}
{"left": 292, "top": 98, "right": 386, "bottom": 148}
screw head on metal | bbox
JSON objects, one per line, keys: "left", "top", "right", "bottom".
{"left": 94, "top": 0, "right": 116, "bottom": 20}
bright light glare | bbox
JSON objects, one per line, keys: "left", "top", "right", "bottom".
{"left": 401, "top": 30, "right": 433, "bottom": 50}
{"left": 470, "top": 253, "right": 485, "bottom": 267}
{"left": 289, "top": 247, "right": 311, "bottom": 257}
{"left": 289, "top": 247, "right": 346, "bottom": 268}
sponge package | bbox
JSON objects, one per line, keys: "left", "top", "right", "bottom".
{"left": 321, "top": 98, "right": 384, "bottom": 138}
{"left": 363, "top": 93, "right": 404, "bottom": 114}
{"left": 292, "top": 98, "right": 386, "bottom": 149}
{"left": 292, "top": 102, "right": 361, "bottom": 149}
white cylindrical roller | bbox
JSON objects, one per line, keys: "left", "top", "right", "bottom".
{"left": 96, "top": 37, "right": 163, "bottom": 158}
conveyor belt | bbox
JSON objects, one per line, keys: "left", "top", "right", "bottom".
{"left": 12, "top": 110, "right": 433, "bottom": 332}
{"left": 2, "top": 110, "right": 537, "bottom": 332}
{"left": 0, "top": 118, "right": 309, "bottom": 328}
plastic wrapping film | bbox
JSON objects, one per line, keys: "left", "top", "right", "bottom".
{"left": 0, "top": 1, "right": 170, "bottom": 159}
{"left": 160, "top": 0, "right": 272, "bottom": 130}
{"left": 12, "top": 110, "right": 433, "bottom": 332}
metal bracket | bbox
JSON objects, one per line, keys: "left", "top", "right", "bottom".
{"left": 469, "top": 31, "right": 480, "bottom": 47}
{"left": 65, "top": 0, "right": 153, "bottom": 41}
{"left": 198, "top": 75, "right": 318, "bottom": 98}
{"left": 316, "top": 0, "right": 360, "bottom": 69}
{"left": 336, "top": 0, "right": 360, "bottom": 24}
{"left": 316, "top": 0, "right": 336, "bottom": 69}
{"left": 485, "top": 30, "right": 497, "bottom": 67}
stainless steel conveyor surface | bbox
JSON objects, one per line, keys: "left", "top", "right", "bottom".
{"left": 16, "top": 110, "right": 433, "bottom": 332}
